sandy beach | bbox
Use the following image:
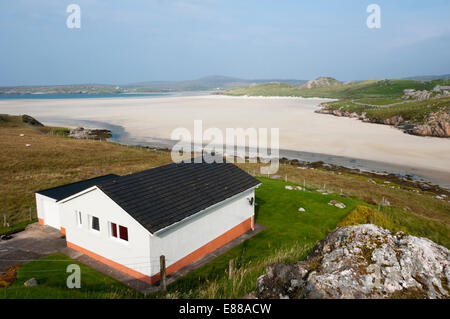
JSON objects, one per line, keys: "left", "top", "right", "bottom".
{"left": 1, "top": 95, "right": 450, "bottom": 176}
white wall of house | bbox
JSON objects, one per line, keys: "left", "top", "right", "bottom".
{"left": 149, "top": 188, "right": 255, "bottom": 276}
{"left": 59, "top": 186, "right": 256, "bottom": 280}
{"left": 59, "top": 188, "right": 153, "bottom": 277}
{"left": 35, "top": 193, "right": 61, "bottom": 229}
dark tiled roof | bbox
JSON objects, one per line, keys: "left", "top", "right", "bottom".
{"left": 98, "top": 160, "right": 260, "bottom": 233}
{"left": 36, "top": 174, "right": 119, "bottom": 201}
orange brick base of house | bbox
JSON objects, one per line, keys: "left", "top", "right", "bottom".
{"left": 66, "top": 241, "right": 153, "bottom": 284}
{"left": 66, "top": 217, "right": 253, "bottom": 285}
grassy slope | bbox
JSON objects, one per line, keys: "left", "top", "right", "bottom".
{"left": 1, "top": 253, "right": 141, "bottom": 299}
{"left": 324, "top": 97, "right": 450, "bottom": 123}
{"left": 226, "top": 79, "right": 450, "bottom": 99}
{"left": 0, "top": 119, "right": 449, "bottom": 298}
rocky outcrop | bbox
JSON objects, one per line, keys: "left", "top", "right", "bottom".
{"left": 402, "top": 89, "right": 432, "bottom": 101}
{"left": 316, "top": 104, "right": 450, "bottom": 137}
{"left": 407, "top": 109, "right": 450, "bottom": 137}
{"left": 69, "top": 127, "right": 112, "bottom": 140}
{"left": 300, "top": 77, "right": 341, "bottom": 89}
{"left": 257, "top": 225, "right": 450, "bottom": 299}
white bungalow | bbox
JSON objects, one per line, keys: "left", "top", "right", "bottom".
{"left": 36, "top": 159, "right": 260, "bottom": 284}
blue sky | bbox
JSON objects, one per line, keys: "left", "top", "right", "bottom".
{"left": 1, "top": 0, "right": 449, "bottom": 85}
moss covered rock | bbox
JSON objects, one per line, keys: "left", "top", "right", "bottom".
{"left": 257, "top": 225, "right": 450, "bottom": 299}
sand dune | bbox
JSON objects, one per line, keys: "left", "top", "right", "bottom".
{"left": 1, "top": 95, "right": 450, "bottom": 175}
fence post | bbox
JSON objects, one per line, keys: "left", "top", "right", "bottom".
{"left": 228, "top": 259, "right": 234, "bottom": 279}
{"left": 3, "top": 214, "right": 7, "bottom": 227}
{"left": 160, "top": 255, "right": 166, "bottom": 292}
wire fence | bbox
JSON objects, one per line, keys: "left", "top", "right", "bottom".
{"left": 1, "top": 206, "right": 37, "bottom": 229}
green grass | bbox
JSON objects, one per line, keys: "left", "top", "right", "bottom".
{"left": 338, "top": 205, "right": 450, "bottom": 248}
{"left": 1, "top": 253, "right": 141, "bottom": 299}
{"left": 0, "top": 219, "right": 37, "bottom": 236}
{"left": 382, "top": 206, "right": 450, "bottom": 248}
{"left": 323, "top": 100, "right": 372, "bottom": 113}
{"left": 363, "top": 97, "right": 450, "bottom": 122}
{"left": 354, "top": 98, "right": 405, "bottom": 105}
{"left": 323, "top": 96, "right": 450, "bottom": 124}
{"left": 226, "top": 82, "right": 303, "bottom": 97}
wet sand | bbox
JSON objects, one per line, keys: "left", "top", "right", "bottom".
{"left": 1, "top": 95, "right": 450, "bottom": 182}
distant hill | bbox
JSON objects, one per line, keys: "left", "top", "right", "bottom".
{"left": 4, "top": 74, "right": 450, "bottom": 95}
{"left": 299, "top": 77, "right": 342, "bottom": 89}
{"left": 0, "top": 76, "right": 308, "bottom": 94}
{"left": 124, "top": 75, "right": 307, "bottom": 92}
{"left": 0, "top": 84, "right": 122, "bottom": 95}
{"left": 226, "top": 78, "right": 450, "bottom": 99}
{"left": 403, "top": 74, "right": 450, "bottom": 81}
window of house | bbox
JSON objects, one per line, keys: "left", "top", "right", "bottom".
{"left": 91, "top": 216, "right": 100, "bottom": 231}
{"left": 110, "top": 222, "right": 128, "bottom": 241}
{"left": 77, "top": 211, "right": 82, "bottom": 226}
{"left": 119, "top": 225, "right": 128, "bottom": 241}
{"left": 111, "top": 222, "right": 118, "bottom": 238}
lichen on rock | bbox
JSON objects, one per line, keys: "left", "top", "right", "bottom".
{"left": 256, "top": 225, "right": 450, "bottom": 299}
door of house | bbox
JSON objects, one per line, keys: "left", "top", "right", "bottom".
{"left": 43, "top": 199, "right": 60, "bottom": 229}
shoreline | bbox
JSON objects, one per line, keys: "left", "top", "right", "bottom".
{"left": 1, "top": 95, "right": 449, "bottom": 187}
{"left": 315, "top": 101, "right": 450, "bottom": 138}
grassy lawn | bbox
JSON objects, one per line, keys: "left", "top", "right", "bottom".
{"left": 1, "top": 253, "right": 141, "bottom": 299}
